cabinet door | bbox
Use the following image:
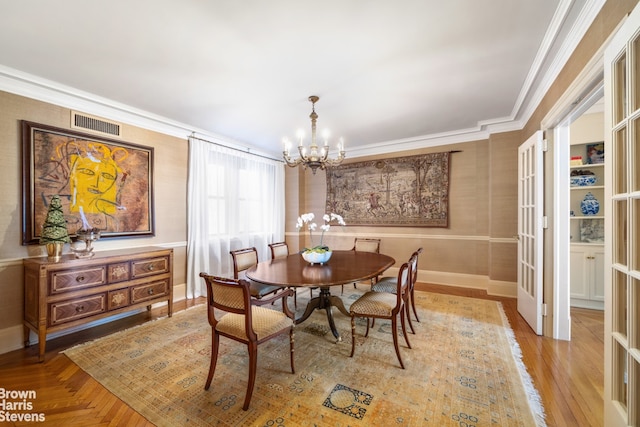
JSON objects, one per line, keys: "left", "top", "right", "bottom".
{"left": 592, "top": 247, "right": 605, "bottom": 301}
{"left": 570, "top": 248, "right": 589, "bottom": 299}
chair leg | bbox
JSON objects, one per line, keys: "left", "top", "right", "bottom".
{"left": 391, "top": 317, "right": 405, "bottom": 369}
{"left": 410, "top": 288, "right": 420, "bottom": 322}
{"left": 350, "top": 317, "right": 357, "bottom": 357}
{"left": 243, "top": 343, "right": 258, "bottom": 411}
{"left": 204, "top": 331, "right": 220, "bottom": 390}
{"left": 406, "top": 304, "right": 415, "bottom": 334}
{"left": 404, "top": 296, "right": 415, "bottom": 334}
{"left": 364, "top": 316, "right": 371, "bottom": 337}
{"left": 289, "top": 327, "right": 295, "bottom": 374}
{"left": 400, "top": 307, "right": 412, "bottom": 349}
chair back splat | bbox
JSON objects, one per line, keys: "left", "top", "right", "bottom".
{"left": 348, "top": 238, "right": 381, "bottom": 291}
{"left": 352, "top": 238, "right": 381, "bottom": 253}
{"left": 371, "top": 247, "right": 423, "bottom": 329}
{"left": 268, "top": 241, "right": 289, "bottom": 260}
{"left": 199, "top": 273, "right": 295, "bottom": 410}
{"left": 269, "top": 241, "right": 314, "bottom": 303}
{"left": 230, "top": 247, "right": 281, "bottom": 303}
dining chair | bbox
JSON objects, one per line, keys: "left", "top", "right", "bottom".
{"left": 268, "top": 241, "right": 289, "bottom": 260}
{"left": 267, "top": 241, "right": 307, "bottom": 307}
{"left": 230, "top": 247, "right": 282, "bottom": 305}
{"left": 349, "top": 260, "right": 412, "bottom": 369}
{"left": 199, "top": 273, "right": 295, "bottom": 411}
{"left": 353, "top": 237, "right": 381, "bottom": 254}
{"left": 371, "top": 248, "right": 423, "bottom": 333}
{"left": 346, "top": 237, "right": 381, "bottom": 292}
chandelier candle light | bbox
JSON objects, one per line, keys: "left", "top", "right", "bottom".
{"left": 282, "top": 96, "right": 346, "bottom": 174}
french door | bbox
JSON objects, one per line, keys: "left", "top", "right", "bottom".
{"left": 604, "top": 4, "right": 640, "bottom": 425}
{"left": 517, "top": 131, "right": 544, "bottom": 335}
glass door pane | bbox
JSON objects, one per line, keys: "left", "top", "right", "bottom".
{"left": 614, "top": 53, "right": 627, "bottom": 125}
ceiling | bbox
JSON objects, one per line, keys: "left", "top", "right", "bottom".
{"left": 0, "top": 0, "right": 599, "bottom": 158}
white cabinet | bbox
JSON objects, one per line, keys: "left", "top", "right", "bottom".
{"left": 569, "top": 244, "right": 604, "bottom": 309}
{"left": 569, "top": 141, "right": 604, "bottom": 310}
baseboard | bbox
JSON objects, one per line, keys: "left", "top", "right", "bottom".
{"left": 173, "top": 282, "right": 186, "bottom": 302}
{"left": 487, "top": 280, "right": 517, "bottom": 298}
{"left": 0, "top": 325, "right": 26, "bottom": 355}
{"left": 381, "top": 268, "right": 517, "bottom": 298}
{"left": 570, "top": 298, "right": 604, "bottom": 310}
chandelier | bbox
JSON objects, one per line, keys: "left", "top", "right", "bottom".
{"left": 282, "top": 95, "right": 345, "bottom": 174}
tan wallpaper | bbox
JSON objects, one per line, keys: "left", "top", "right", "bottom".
{"left": 0, "top": 90, "right": 188, "bottom": 337}
{"left": 284, "top": 140, "right": 497, "bottom": 279}
{"left": 0, "top": 0, "right": 635, "bottom": 350}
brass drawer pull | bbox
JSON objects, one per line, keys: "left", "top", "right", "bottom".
{"left": 75, "top": 305, "right": 85, "bottom": 313}
{"left": 76, "top": 275, "right": 86, "bottom": 282}
{"left": 147, "top": 288, "right": 154, "bottom": 295}
{"left": 147, "top": 265, "right": 155, "bottom": 271}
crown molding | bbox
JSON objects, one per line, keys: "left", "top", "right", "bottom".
{"left": 0, "top": 65, "right": 277, "bottom": 159}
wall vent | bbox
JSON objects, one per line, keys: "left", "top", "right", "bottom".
{"left": 71, "top": 111, "right": 121, "bottom": 137}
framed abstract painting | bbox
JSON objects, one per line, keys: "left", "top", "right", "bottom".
{"left": 22, "top": 120, "right": 154, "bottom": 244}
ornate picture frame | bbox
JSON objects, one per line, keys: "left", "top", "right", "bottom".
{"left": 22, "top": 120, "right": 155, "bottom": 244}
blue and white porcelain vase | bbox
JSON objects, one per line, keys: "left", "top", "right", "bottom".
{"left": 580, "top": 192, "right": 600, "bottom": 215}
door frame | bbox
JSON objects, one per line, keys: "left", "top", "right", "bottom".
{"left": 541, "top": 48, "right": 605, "bottom": 340}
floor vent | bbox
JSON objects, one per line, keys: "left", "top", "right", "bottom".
{"left": 71, "top": 111, "right": 121, "bottom": 137}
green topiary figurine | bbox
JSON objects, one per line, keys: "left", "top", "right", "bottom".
{"left": 40, "top": 195, "right": 70, "bottom": 261}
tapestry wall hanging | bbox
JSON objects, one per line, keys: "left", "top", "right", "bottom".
{"left": 22, "top": 120, "right": 154, "bottom": 244}
{"left": 325, "top": 152, "right": 450, "bottom": 227}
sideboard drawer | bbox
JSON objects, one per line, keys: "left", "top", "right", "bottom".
{"left": 131, "top": 256, "right": 169, "bottom": 279}
{"left": 50, "top": 267, "right": 107, "bottom": 294}
{"left": 131, "top": 280, "right": 169, "bottom": 304}
{"left": 49, "top": 294, "right": 106, "bottom": 326}
{"left": 108, "top": 262, "right": 130, "bottom": 283}
{"left": 108, "top": 288, "right": 130, "bottom": 310}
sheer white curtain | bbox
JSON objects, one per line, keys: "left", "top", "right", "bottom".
{"left": 186, "top": 137, "right": 285, "bottom": 298}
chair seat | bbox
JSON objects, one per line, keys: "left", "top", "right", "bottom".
{"left": 370, "top": 276, "right": 397, "bottom": 293}
{"left": 249, "top": 281, "right": 281, "bottom": 298}
{"left": 217, "top": 306, "right": 294, "bottom": 340}
{"left": 350, "top": 291, "right": 397, "bottom": 317}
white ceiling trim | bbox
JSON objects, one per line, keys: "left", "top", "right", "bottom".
{"left": 509, "top": 0, "right": 575, "bottom": 120}
{"left": 0, "top": 65, "right": 278, "bottom": 158}
{"left": 515, "top": 0, "right": 606, "bottom": 127}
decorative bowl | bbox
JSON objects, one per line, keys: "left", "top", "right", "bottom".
{"left": 570, "top": 175, "right": 597, "bottom": 187}
{"left": 301, "top": 250, "right": 332, "bottom": 265}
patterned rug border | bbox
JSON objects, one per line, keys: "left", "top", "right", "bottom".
{"left": 63, "top": 291, "right": 547, "bottom": 426}
{"left": 494, "top": 301, "right": 546, "bottom": 426}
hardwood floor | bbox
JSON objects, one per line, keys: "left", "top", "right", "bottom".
{"left": 0, "top": 284, "right": 603, "bottom": 426}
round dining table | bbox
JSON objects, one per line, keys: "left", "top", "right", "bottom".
{"left": 246, "top": 250, "right": 395, "bottom": 341}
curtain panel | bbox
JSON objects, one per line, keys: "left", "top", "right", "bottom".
{"left": 186, "top": 137, "right": 285, "bottom": 298}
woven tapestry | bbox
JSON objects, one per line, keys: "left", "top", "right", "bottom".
{"left": 325, "top": 152, "right": 450, "bottom": 227}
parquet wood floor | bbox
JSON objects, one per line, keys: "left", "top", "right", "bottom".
{"left": 0, "top": 283, "right": 603, "bottom": 426}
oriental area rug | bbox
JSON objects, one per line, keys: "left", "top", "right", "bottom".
{"left": 63, "top": 289, "right": 545, "bottom": 426}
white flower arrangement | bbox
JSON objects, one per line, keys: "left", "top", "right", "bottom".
{"left": 296, "top": 212, "right": 346, "bottom": 253}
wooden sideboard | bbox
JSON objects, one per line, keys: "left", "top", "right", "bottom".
{"left": 23, "top": 246, "right": 173, "bottom": 362}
